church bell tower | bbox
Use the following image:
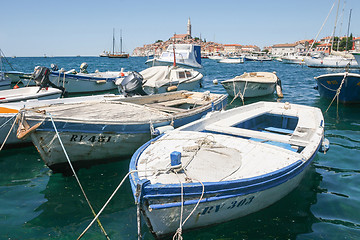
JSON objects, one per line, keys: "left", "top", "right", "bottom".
{"left": 187, "top": 18, "right": 191, "bottom": 37}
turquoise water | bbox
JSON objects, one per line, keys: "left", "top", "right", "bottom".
{"left": 1, "top": 57, "right": 360, "bottom": 239}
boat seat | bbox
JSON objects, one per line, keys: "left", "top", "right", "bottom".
{"left": 205, "top": 124, "right": 309, "bottom": 147}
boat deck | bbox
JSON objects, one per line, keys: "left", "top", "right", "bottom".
{"left": 136, "top": 131, "right": 302, "bottom": 184}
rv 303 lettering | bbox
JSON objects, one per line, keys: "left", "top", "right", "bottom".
{"left": 70, "top": 135, "right": 112, "bottom": 143}
{"left": 200, "top": 196, "right": 255, "bottom": 215}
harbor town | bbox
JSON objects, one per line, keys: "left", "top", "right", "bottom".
{"left": 1, "top": 1, "right": 360, "bottom": 240}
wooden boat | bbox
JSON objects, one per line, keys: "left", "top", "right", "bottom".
{"left": 16, "top": 91, "right": 227, "bottom": 172}
{"left": 130, "top": 66, "right": 203, "bottom": 95}
{"left": 221, "top": 72, "right": 283, "bottom": 98}
{"left": 129, "top": 101, "right": 328, "bottom": 239}
{"left": 314, "top": 72, "right": 360, "bottom": 103}
{"left": 0, "top": 94, "right": 121, "bottom": 147}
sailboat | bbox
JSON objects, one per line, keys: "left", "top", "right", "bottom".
{"left": 108, "top": 29, "right": 129, "bottom": 58}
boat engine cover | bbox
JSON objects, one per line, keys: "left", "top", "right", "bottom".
{"left": 119, "top": 71, "right": 147, "bottom": 96}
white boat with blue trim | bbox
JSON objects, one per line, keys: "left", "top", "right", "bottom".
{"left": 129, "top": 101, "right": 328, "bottom": 239}
{"left": 16, "top": 91, "right": 227, "bottom": 172}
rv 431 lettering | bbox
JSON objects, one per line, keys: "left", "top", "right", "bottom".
{"left": 70, "top": 135, "right": 112, "bottom": 143}
{"left": 200, "top": 196, "right": 255, "bottom": 215}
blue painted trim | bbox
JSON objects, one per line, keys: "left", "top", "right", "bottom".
{"left": 50, "top": 72, "right": 116, "bottom": 82}
{"left": 129, "top": 133, "right": 321, "bottom": 209}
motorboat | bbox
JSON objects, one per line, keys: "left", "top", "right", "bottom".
{"left": 16, "top": 91, "right": 227, "bottom": 172}
{"left": 221, "top": 72, "right": 283, "bottom": 98}
{"left": 22, "top": 63, "right": 129, "bottom": 94}
{"left": 145, "top": 44, "right": 202, "bottom": 69}
{"left": 218, "top": 57, "right": 244, "bottom": 64}
{"left": 314, "top": 72, "right": 360, "bottom": 103}
{"left": 304, "top": 55, "right": 358, "bottom": 68}
{"left": 244, "top": 53, "right": 272, "bottom": 61}
{"left": 281, "top": 54, "right": 306, "bottom": 64}
{"left": 0, "top": 87, "right": 62, "bottom": 104}
{"left": 116, "top": 66, "right": 203, "bottom": 95}
{"left": 129, "top": 101, "right": 328, "bottom": 239}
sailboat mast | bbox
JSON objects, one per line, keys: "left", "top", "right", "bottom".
{"left": 120, "top": 30, "right": 123, "bottom": 54}
{"left": 345, "top": 9, "right": 352, "bottom": 52}
{"left": 112, "top": 28, "right": 115, "bottom": 54}
{"left": 330, "top": 0, "right": 340, "bottom": 53}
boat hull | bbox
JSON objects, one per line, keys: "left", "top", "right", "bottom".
{"left": 305, "top": 57, "right": 359, "bottom": 68}
{"left": 47, "top": 73, "right": 118, "bottom": 93}
{"left": 145, "top": 59, "right": 202, "bottom": 69}
{"left": 141, "top": 162, "right": 312, "bottom": 238}
{"left": 142, "top": 78, "right": 201, "bottom": 95}
{"left": 315, "top": 72, "right": 360, "bottom": 103}
{"left": 222, "top": 81, "right": 276, "bottom": 98}
{"left": 26, "top": 94, "right": 227, "bottom": 172}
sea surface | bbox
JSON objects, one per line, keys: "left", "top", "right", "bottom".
{"left": 1, "top": 56, "right": 360, "bottom": 240}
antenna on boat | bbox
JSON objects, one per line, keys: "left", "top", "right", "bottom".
{"left": 173, "top": 33, "right": 176, "bottom": 67}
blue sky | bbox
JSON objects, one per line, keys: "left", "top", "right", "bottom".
{"left": 1, "top": 0, "right": 359, "bottom": 57}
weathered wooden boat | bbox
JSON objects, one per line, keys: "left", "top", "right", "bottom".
{"left": 314, "top": 72, "right": 360, "bottom": 103}
{"left": 129, "top": 101, "right": 328, "bottom": 239}
{"left": 0, "top": 94, "right": 122, "bottom": 147}
{"left": 221, "top": 72, "right": 283, "bottom": 98}
{"left": 16, "top": 91, "right": 227, "bottom": 172}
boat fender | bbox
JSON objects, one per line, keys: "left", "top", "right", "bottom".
{"left": 167, "top": 86, "right": 177, "bottom": 92}
{"left": 320, "top": 138, "right": 330, "bottom": 153}
{"left": 170, "top": 151, "right": 182, "bottom": 171}
{"left": 276, "top": 77, "right": 284, "bottom": 98}
{"left": 152, "top": 125, "right": 174, "bottom": 136}
{"left": 65, "top": 69, "right": 77, "bottom": 74}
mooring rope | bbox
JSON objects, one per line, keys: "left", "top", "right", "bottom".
{"left": 0, "top": 113, "right": 19, "bottom": 151}
{"left": 325, "top": 72, "right": 348, "bottom": 114}
{"left": 77, "top": 170, "right": 138, "bottom": 240}
{"left": 230, "top": 79, "right": 247, "bottom": 105}
{"left": 48, "top": 113, "right": 110, "bottom": 240}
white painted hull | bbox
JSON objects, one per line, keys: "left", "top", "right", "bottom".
{"left": 218, "top": 58, "right": 244, "bottom": 64}
{"left": 222, "top": 80, "right": 276, "bottom": 98}
{"left": 48, "top": 74, "right": 117, "bottom": 93}
{"left": 0, "top": 87, "right": 62, "bottom": 103}
{"left": 144, "top": 166, "right": 308, "bottom": 238}
{"left": 142, "top": 78, "right": 201, "bottom": 95}
{"left": 305, "top": 57, "right": 359, "bottom": 68}
{"left": 31, "top": 131, "right": 150, "bottom": 171}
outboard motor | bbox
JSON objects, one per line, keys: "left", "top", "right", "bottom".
{"left": 119, "top": 71, "right": 147, "bottom": 97}
{"left": 50, "top": 64, "right": 59, "bottom": 71}
{"left": 80, "top": 62, "right": 88, "bottom": 73}
{"left": 32, "top": 66, "right": 66, "bottom": 96}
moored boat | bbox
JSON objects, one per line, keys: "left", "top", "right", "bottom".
{"left": 16, "top": 91, "right": 227, "bottom": 172}
{"left": 218, "top": 57, "right": 244, "bottom": 64}
{"left": 116, "top": 66, "right": 203, "bottom": 95}
{"left": 129, "top": 101, "right": 328, "bottom": 239}
{"left": 145, "top": 44, "right": 202, "bottom": 69}
{"left": 221, "top": 71, "right": 283, "bottom": 98}
{"left": 314, "top": 72, "right": 360, "bottom": 103}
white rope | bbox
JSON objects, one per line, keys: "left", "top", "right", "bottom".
{"left": 48, "top": 113, "right": 110, "bottom": 240}
{"left": 77, "top": 170, "right": 138, "bottom": 240}
{"left": 230, "top": 80, "right": 247, "bottom": 105}
{"left": 0, "top": 113, "right": 19, "bottom": 151}
{"left": 325, "top": 72, "right": 347, "bottom": 113}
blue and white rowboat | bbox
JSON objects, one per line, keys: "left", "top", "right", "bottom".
{"left": 129, "top": 101, "right": 327, "bottom": 238}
